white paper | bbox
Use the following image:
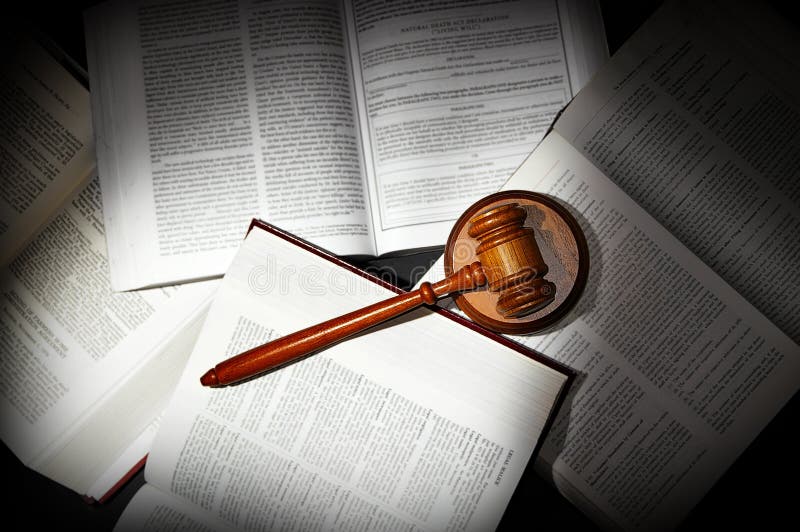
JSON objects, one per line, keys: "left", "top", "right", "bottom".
{"left": 0, "top": 35, "right": 95, "bottom": 265}
{"left": 0, "top": 176, "right": 218, "bottom": 495}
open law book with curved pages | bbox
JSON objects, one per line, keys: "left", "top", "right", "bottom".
{"left": 0, "top": 34, "right": 219, "bottom": 503}
{"left": 112, "top": 219, "right": 573, "bottom": 532}
{"left": 84, "top": 0, "right": 609, "bottom": 291}
{"left": 418, "top": 0, "right": 800, "bottom": 529}
{"left": 0, "top": 33, "right": 94, "bottom": 266}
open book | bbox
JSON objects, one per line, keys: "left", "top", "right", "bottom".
{"left": 112, "top": 220, "right": 572, "bottom": 531}
{"left": 83, "top": 0, "right": 609, "bottom": 291}
{"left": 0, "top": 35, "right": 219, "bottom": 502}
{"left": 419, "top": 0, "right": 800, "bottom": 529}
{"left": 0, "top": 34, "right": 94, "bottom": 266}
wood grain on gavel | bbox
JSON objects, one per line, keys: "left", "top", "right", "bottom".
{"left": 468, "top": 202, "right": 556, "bottom": 317}
{"left": 200, "top": 201, "right": 555, "bottom": 387}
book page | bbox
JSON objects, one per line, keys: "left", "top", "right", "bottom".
{"left": 418, "top": 133, "right": 800, "bottom": 530}
{"left": 553, "top": 0, "right": 800, "bottom": 343}
{"left": 84, "top": 0, "right": 374, "bottom": 290}
{"left": 0, "top": 176, "right": 217, "bottom": 496}
{"left": 131, "top": 225, "right": 568, "bottom": 531}
{"left": 115, "top": 483, "right": 237, "bottom": 532}
{"left": 342, "top": 0, "right": 608, "bottom": 254}
{"left": 0, "top": 35, "right": 95, "bottom": 266}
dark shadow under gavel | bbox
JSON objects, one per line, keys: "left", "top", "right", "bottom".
{"left": 201, "top": 191, "right": 588, "bottom": 387}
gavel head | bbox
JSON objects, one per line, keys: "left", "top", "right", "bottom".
{"left": 467, "top": 203, "right": 556, "bottom": 318}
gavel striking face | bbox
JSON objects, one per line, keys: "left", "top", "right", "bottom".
{"left": 467, "top": 202, "right": 556, "bottom": 318}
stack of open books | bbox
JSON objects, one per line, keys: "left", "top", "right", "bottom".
{"left": 2, "top": 1, "right": 798, "bottom": 530}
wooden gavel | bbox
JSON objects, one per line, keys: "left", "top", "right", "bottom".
{"left": 201, "top": 201, "right": 557, "bottom": 387}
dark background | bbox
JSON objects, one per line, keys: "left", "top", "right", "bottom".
{"left": 3, "top": 1, "right": 799, "bottom": 530}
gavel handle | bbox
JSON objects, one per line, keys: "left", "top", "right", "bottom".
{"left": 200, "top": 262, "right": 487, "bottom": 387}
